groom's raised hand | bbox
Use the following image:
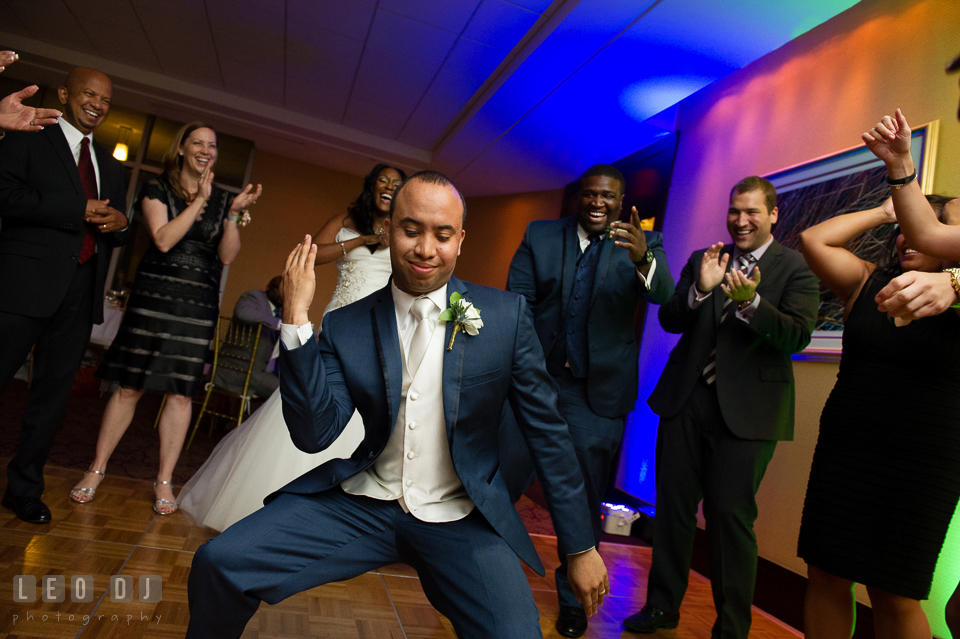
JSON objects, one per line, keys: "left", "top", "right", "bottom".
{"left": 283, "top": 234, "right": 318, "bottom": 326}
{"left": 568, "top": 548, "right": 609, "bottom": 617}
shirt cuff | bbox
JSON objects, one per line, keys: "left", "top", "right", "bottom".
{"left": 280, "top": 322, "right": 314, "bottom": 350}
{"left": 568, "top": 546, "right": 596, "bottom": 557}
{"left": 734, "top": 294, "right": 760, "bottom": 323}
{"left": 687, "top": 283, "right": 712, "bottom": 309}
{"left": 635, "top": 258, "right": 657, "bottom": 290}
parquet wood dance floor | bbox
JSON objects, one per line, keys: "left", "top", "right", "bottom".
{"left": 0, "top": 465, "right": 802, "bottom": 638}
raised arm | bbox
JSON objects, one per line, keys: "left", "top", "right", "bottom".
{"left": 658, "top": 244, "right": 727, "bottom": 334}
{"left": 799, "top": 200, "right": 892, "bottom": 305}
{"left": 312, "top": 211, "right": 382, "bottom": 266}
{"left": 863, "top": 109, "right": 960, "bottom": 260}
{"left": 279, "top": 236, "right": 354, "bottom": 453}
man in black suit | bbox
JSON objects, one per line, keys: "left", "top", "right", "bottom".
{"left": 507, "top": 165, "right": 674, "bottom": 637}
{"left": 624, "top": 177, "right": 818, "bottom": 637}
{"left": 0, "top": 67, "right": 128, "bottom": 524}
{"left": 215, "top": 275, "right": 284, "bottom": 398}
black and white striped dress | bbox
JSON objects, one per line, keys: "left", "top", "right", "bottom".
{"left": 97, "top": 176, "right": 233, "bottom": 396}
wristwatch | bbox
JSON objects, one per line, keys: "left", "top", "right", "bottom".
{"left": 635, "top": 248, "right": 655, "bottom": 267}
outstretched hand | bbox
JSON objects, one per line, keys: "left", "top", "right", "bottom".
{"left": 0, "top": 85, "right": 62, "bottom": 133}
{"left": 567, "top": 549, "right": 609, "bottom": 617}
{"left": 283, "top": 235, "right": 318, "bottom": 326}
{"left": 862, "top": 109, "right": 913, "bottom": 169}
{"left": 698, "top": 242, "right": 728, "bottom": 293}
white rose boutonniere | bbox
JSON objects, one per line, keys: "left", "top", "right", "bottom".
{"left": 438, "top": 292, "right": 482, "bottom": 351}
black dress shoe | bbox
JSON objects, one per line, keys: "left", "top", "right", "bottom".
{"left": 556, "top": 605, "right": 588, "bottom": 638}
{"left": 2, "top": 493, "right": 51, "bottom": 524}
{"left": 623, "top": 604, "right": 680, "bottom": 633}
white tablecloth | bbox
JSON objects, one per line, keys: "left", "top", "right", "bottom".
{"left": 89, "top": 304, "right": 124, "bottom": 347}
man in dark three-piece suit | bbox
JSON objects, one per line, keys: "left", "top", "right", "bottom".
{"left": 507, "top": 164, "right": 674, "bottom": 637}
{"left": 624, "top": 177, "right": 819, "bottom": 637}
{"left": 0, "top": 68, "right": 128, "bottom": 524}
{"left": 215, "top": 275, "right": 284, "bottom": 398}
{"left": 186, "top": 172, "right": 608, "bottom": 639}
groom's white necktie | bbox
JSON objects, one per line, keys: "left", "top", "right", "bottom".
{"left": 407, "top": 297, "right": 436, "bottom": 378}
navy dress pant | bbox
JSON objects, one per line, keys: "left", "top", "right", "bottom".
{"left": 551, "top": 369, "right": 625, "bottom": 609}
{"left": 186, "top": 488, "right": 542, "bottom": 639}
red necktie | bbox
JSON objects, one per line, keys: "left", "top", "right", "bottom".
{"left": 77, "top": 137, "right": 98, "bottom": 264}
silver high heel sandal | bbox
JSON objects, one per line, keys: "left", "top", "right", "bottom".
{"left": 153, "top": 480, "right": 177, "bottom": 516}
{"left": 69, "top": 470, "right": 105, "bottom": 504}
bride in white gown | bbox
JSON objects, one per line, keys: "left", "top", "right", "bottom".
{"left": 178, "top": 164, "right": 405, "bottom": 530}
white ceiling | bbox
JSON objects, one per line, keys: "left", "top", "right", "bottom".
{"left": 0, "top": 0, "right": 858, "bottom": 195}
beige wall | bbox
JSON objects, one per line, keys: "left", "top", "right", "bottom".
{"left": 221, "top": 151, "right": 363, "bottom": 327}
{"left": 222, "top": 167, "right": 561, "bottom": 321}
{"left": 458, "top": 189, "right": 565, "bottom": 288}
{"left": 642, "top": 0, "right": 960, "bottom": 625}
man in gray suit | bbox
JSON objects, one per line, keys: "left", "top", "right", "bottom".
{"left": 215, "top": 275, "right": 283, "bottom": 398}
{"left": 624, "top": 176, "right": 819, "bottom": 637}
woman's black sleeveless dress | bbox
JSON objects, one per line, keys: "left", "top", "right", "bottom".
{"left": 97, "top": 176, "right": 234, "bottom": 396}
{"left": 798, "top": 273, "right": 960, "bottom": 599}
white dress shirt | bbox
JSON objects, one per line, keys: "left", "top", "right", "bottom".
{"left": 58, "top": 117, "right": 100, "bottom": 193}
{"left": 281, "top": 283, "right": 474, "bottom": 523}
{"left": 687, "top": 236, "right": 773, "bottom": 323}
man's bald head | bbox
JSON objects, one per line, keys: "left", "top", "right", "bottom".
{"left": 58, "top": 67, "right": 112, "bottom": 135}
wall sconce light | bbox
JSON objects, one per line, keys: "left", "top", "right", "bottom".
{"left": 113, "top": 126, "right": 131, "bottom": 162}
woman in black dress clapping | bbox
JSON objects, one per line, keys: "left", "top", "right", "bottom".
{"left": 70, "top": 122, "right": 261, "bottom": 515}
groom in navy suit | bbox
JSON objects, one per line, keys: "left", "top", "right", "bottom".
{"left": 186, "top": 171, "right": 608, "bottom": 638}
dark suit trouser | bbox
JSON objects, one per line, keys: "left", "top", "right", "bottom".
{"left": 186, "top": 488, "right": 541, "bottom": 639}
{"left": 0, "top": 260, "right": 96, "bottom": 499}
{"left": 552, "top": 369, "right": 625, "bottom": 609}
{"left": 647, "top": 376, "right": 776, "bottom": 639}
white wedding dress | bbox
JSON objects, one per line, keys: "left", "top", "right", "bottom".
{"left": 177, "top": 228, "right": 392, "bottom": 531}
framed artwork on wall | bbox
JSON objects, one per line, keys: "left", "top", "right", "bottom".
{"left": 765, "top": 120, "right": 940, "bottom": 359}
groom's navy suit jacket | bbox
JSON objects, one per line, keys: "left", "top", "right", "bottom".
{"left": 277, "top": 276, "right": 594, "bottom": 574}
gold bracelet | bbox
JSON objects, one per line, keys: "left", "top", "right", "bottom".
{"left": 944, "top": 268, "right": 960, "bottom": 308}
{"left": 737, "top": 295, "right": 757, "bottom": 310}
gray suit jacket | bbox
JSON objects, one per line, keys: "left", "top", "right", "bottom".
{"left": 647, "top": 241, "right": 819, "bottom": 441}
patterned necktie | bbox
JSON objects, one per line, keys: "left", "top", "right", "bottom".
{"left": 407, "top": 297, "right": 436, "bottom": 379}
{"left": 77, "top": 137, "right": 99, "bottom": 264}
{"left": 703, "top": 253, "right": 758, "bottom": 386}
